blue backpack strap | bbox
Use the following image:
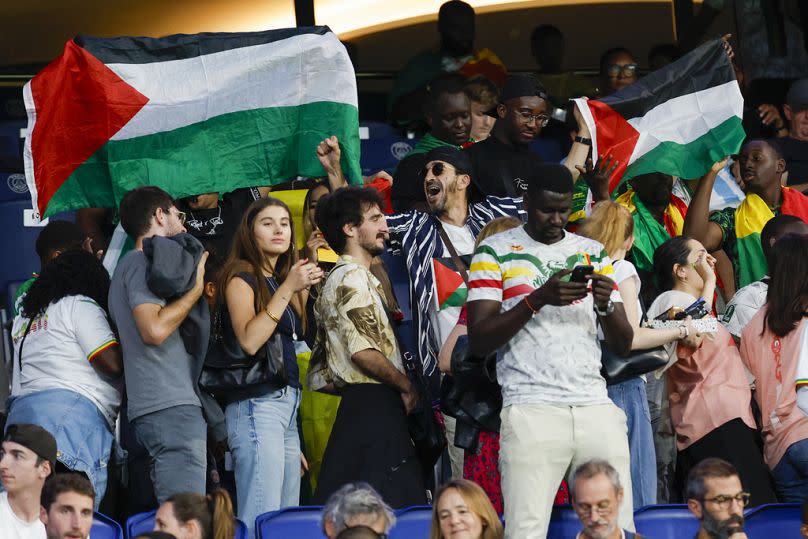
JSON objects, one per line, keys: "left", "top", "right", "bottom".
{"left": 623, "top": 531, "right": 635, "bottom": 539}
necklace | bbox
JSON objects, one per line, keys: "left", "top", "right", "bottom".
{"left": 187, "top": 205, "right": 223, "bottom": 235}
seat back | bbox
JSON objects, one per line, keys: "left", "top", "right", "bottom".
{"left": 546, "top": 505, "right": 581, "bottom": 539}
{"left": 92, "top": 512, "right": 124, "bottom": 539}
{"left": 390, "top": 505, "right": 432, "bottom": 539}
{"left": 255, "top": 506, "right": 324, "bottom": 539}
{"left": 744, "top": 503, "right": 801, "bottom": 535}
{"left": 633, "top": 504, "right": 699, "bottom": 539}
{"left": 126, "top": 509, "right": 247, "bottom": 539}
{"left": 379, "top": 250, "right": 412, "bottom": 322}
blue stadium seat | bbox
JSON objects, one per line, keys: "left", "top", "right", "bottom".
{"left": 744, "top": 503, "right": 801, "bottom": 535}
{"left": 360, "top": 136, "right": 419, "bottom": 177}
{"left": 255, "top": 506, "right": 324, "bottom": 539}
{"left": 379, "top": 250, "right": 411, "bottom": 322}
{"left": 529, "top": 138, "right": 563, "bottom": 163}
{"left": 91, "top": 512, "right": 124, "bottom": 539}
{"left": 546, "top": 505, "right": 581, "bottom": 539}
{"left": 126, "top": 509, "right": 247, "bottom": 539}
{"left": 633, "top": 504, "right": 698, "bottom": 539}
{"left": 390, "top": 505, "right": 432, "bottom": 539}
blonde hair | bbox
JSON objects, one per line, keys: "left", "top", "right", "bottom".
{"left": 474, "top": 216, "right": 522, "bottom": 250}
{"left": 430, "top": 479, "right": 503, "bottom": 539}
{"left": 165, "top": 490, "right": 235, "bottom": 539}
{"left": 577, "top": 201, "right": 634, "bottom": 256}
{"left": 464, "top": 76, "right": 499, "bottom": 110}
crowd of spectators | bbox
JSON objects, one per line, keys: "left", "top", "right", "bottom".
{"left": 5, "top": 1, "right": 808, "bottom": 538}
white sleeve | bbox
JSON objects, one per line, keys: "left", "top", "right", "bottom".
{"left": 798, "top": 387, "right": 808, "bottom": 418}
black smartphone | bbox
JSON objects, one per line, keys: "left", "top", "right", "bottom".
{"left": 676, "top": 298, "right": 708, "bottom": 320}
{"left": 570, "top": 265, "right": 594, "bottom": 283}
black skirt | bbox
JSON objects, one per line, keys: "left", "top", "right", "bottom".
{"left": 313, "top": 383, "right": 427, "bottom": 507}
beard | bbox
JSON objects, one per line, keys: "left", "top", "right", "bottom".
{"left": 360, "top": 233, "right": 387, "bottom": 256}
{"left": 583, "top": 518, "right": 618, "bottom": 539}
{"left": 702, "top": 511, "right": 745, "bottom": 539}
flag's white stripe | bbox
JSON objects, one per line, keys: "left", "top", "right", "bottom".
{"left": 572, "top": 97, "right": 598, "bottom": 167}
{"left": 22, "top": 82, "right": 40, "bottom": 215}
{"left": 626, "top": 80, "right": 743, "bottom": 165}
{"left": 109, "top": 32, "right": 357, "bottom": 141}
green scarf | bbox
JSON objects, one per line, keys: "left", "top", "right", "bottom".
{"left": 406, "top": 132, "right": 458, "bottom": 157}
{"left": 630, "top": 196, "right": 673, "bottom": 273}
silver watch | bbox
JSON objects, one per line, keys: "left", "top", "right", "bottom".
{"left": 594, "top": 300, "right": 615, "bottom": 317}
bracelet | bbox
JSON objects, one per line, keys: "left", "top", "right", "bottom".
{"left": 678, "top": 324, "right": 690, "bottom": 339}
{"left": 523, "top": 296, "right": 540, "bottom": 314}
{"left": 574, "top": 136, "right": 592, "bottom": 146}
{"left": 265, "top": 309, "right": 281, "bottom": 324}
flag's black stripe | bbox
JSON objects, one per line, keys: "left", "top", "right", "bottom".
{"left": 75, "top": 26, "right": 332, "bottom": 64}
{"left": 599, "top": 39, "right": 735, "bottom": 121}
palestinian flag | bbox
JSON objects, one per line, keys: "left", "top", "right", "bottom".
{"left": 573, "top": 39, "right": 743, "bottom": 193}
{"left": 23, "top": 27, "right": 361, "bottom": 218}
{"left": 433, "top": 256, "right": 469, "bottom": 311}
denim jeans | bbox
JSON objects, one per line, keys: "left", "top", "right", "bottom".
{"left": 608, "top": 377, "right": 657, "bottom": 508}
{"left": 771, "top": 438, "right": 808, "bottom": 502}
{"left": 132, "top": 404, "right": 207, "bottom": 503}
{"left": 226, "top": 386, "right": 301, "bottom": 539}
{"left": 6, "top": 389, "right": 114, "bottom": 508}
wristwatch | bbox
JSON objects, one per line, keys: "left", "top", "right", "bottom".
{"left": 594, "top": 300, "right": 615, "bottom": 317}
{"left": 574, "top": 135, "right": 592, "bottom": 146}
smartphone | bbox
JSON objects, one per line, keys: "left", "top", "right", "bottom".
{"left": 570, "top": 265, "right": 594, "bottom": 283}
{"left": 676, "top": 298, "right": 708, "bottom": 320}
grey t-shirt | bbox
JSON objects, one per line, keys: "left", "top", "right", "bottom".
{"left": 108, "top": 250, "right": 200, "bottom": 420}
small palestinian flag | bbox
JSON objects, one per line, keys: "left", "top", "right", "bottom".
{"left": 573, "top": 39, "right": 744, "bottom": 192}
{"left": 433, "top": 256, "right": 469, "bottom": 311}
{"left": 23, "top": 27, "right": 361, "bottom": 218}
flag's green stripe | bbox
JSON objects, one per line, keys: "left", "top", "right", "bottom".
{"left": 736, "top": 232, "right": 769, "bottom": 288}
{"left": 45, "top": 101, "right": 361, "bottom": 217}
{"left": 620, "top": 116, "right": 744, "bottom": 186}
{"left": 440, "top": 286, "right": 468, "bottom": 309}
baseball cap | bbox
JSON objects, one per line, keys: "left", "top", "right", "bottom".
{"left": 486, "top": 74, "right": 548, "bottom": 117}
{"left": 4, "top": 424, "right": 58, "bottom": 473}
{"left": 786, "top": 78, "right": 808, "bottom": 111}
{"left": 424, "top": 146, "right": 473, "bottom": 175}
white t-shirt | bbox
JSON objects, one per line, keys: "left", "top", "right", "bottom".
{"left": 468, "top": 227, "right": 622, "bottom": 407}
{"left": 0, "top": 492, "right": 46, "bottom": 539}
{"left": 11, "top": 295, "right": 122, "bottom": 427}
{"left": 429, "top": 222, "right": 476, "bottom": 347}
{"left": 722, "top": 279, "right": 768, "bottom": 339}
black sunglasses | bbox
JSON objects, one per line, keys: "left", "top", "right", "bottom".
{"left": 420, "top": 162, "right": 455, "bottom": 179}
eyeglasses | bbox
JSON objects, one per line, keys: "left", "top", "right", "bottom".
{"left": 607, "top": 63, "right": 638, "bottom": 78}
{"left": 573, "top": 501, "right": 614, "bottom": 516}
{"left": 420, "top": 162, "right": 455, "bottom": 179}
{"left": 515, "top": 110, "right": 551, "bottom": 127}
{"left": 176, "top": 210, "right": 186, "bottom": 225}
{"left": 703, "top": 492, "right": 751, "bottom": 509}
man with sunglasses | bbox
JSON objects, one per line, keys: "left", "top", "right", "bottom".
{"left": 686, "top": 458, "right": 750, "bottom": 539}
{"left": 465, "top": 73, "right": 593, "bottom": 198}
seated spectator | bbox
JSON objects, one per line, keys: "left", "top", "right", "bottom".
{"left": 430, "top": 479, "right": 503, "bottom": 539}
{"left": 723, "top": 215, "right": 808, "bottom": 340}
{"left": 39, "top": 473, "right": 95, "bottom": 539}
{"left": 648, "top": 236, "right": 776, "bottom": 505}
{"left": 579, "top": 201, "right": 698, "bottom": 509}
{"left": 530, "top": 25, "right": 595, "bottom": 108}
{"left": 8, "top": 249, "right": 121, "bottom": 505}
{"left": 321, "top": 483, "right": 396, "bottom": 539}
{"left": 390, "top": 0, "right": 506, "bottom": 128}
{"left": 776, "top": 78, "right": 808, "bottom": 192}
{"left": 685, "top": 141, "right": 808, "bottom": 290}
{"left": 465, "top": 76, "right": 498, "bottom": 142}
{"left": 0, "top": 424, "right": 55, "bottom": 539}
{"left": 12, "top": 220, "right": 87, "bottom": 317}
{"left": 154, "top": 490, "right": 235, "bottom": 539}
{"left": 392, "top": 74, "right": 471, "bottom": 211}
{"left": 686, "top": 458, "right": 750, "bottom": 539}
{"left": 571, "top": 460, "right": 644, "bottom": 539}
{"left": 217, "top": 197, "right": 322, "bottom": 537}
{"left": 308, "top": 187, "right": 426, "bottom": 507}
{"left": 741, "top": 234, "right": 808, "bottom": 502}
{"left": 467, "top": 164, "right": 635, "bottom": 537}
{"left": 599, "top": 48, "right": 638, "bottom": 96}
{"left": 465, "top": 74, "right": 591, "bottom": 198}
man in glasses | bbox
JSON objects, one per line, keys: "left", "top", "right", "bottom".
{"left": 571, "top": 460, "right": 643, "bottom": 539}
{"left": 599, "top": 48, "right": 638, "bottom": 96}
{"left": 465, "top": 73, "right": 593, "bottom": 198}
{"left": 686, "top": 458, "right": 750, "bottom": 539}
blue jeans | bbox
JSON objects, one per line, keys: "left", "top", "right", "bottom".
{"left": 6, "top": 389, "right": 113, "bottom": 508}
{"left": 771, "top": 438, "right": 808, "bottom": 502}
{"left": 132, "top": 405, "right": 207, "bottom": 503}
{"left": 226, "top": 386, "right": 301, "bottom": 539}
{"left": 607, "top": 377, "right": 657, "bottom": 508}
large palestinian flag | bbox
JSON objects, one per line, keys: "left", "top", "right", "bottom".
{"left": 573, "top": 39, "right": 744, "bottom": 193}
{"left": 23, "top": 27, "right": 361, "bottom": 218}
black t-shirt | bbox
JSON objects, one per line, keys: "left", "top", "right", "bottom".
{"left": 182, "top": 187, "right": 261, "bottom": 258}
{"left": 465, "top": 136, "right": 543, "bottom": 197}
{"left": 777, "top": 137, "right": 808, "bottom": 188}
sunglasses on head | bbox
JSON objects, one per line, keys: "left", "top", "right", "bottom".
{"left": 607, "top": 63, "right": 638, "bottom": 77}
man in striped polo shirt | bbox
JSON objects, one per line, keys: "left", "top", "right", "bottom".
{"left": 467, "top": 163, "right": 635, "bottom": 538}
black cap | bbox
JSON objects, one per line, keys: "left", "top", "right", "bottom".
{"left": 4, "top": 424, "right": 57, "bottom": 473}
{"left": 486, "top": 74, "right": 548, "bottom": 117}
{"left": 424, "top": 146, "right": 472, "bottom": 175}
{"left": 524, "top": 163, "right": 574, "bottom": 195}
{"left": 787, "top": 78, "right": 808, "bottom": 110}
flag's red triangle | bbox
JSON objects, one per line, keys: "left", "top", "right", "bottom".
{"left": 29, "top": 39, "right": 149, "bottom": 216}
{"left": 434, "top": 258, "right": 465, "bottom": 307}
{"left": 587, "top": 99, "right": 641, "bottom": 193}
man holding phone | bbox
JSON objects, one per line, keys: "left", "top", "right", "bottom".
{"left": 467, "top": 163, "right": 635, "bottom": 539}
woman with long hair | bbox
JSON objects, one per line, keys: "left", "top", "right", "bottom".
{"left": 218, "top": 197, "right": 324, "bottom": 537}
{"left": 740, "top": 233, "right": 808, "bottom": 501}
{"left": 8, "top": 248, "right": 122, "bottom": 505}
{"left": 430, "top": 479, "right": 504, "bottom": 539}
{"left": 578, "top": 201, "right": 696, "bottom": 508}
{"left": 154, "top": 489, "right": 235, "bottom": 539}
{"left": 649, "top": 235, "right": 776, "bottom": 504}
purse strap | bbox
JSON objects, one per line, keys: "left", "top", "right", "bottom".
{"left": 435, "top": 220, "right": 469, "bottom": 286}
{"left": 16, "top": 318, "right": 34, "bottom": 374}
